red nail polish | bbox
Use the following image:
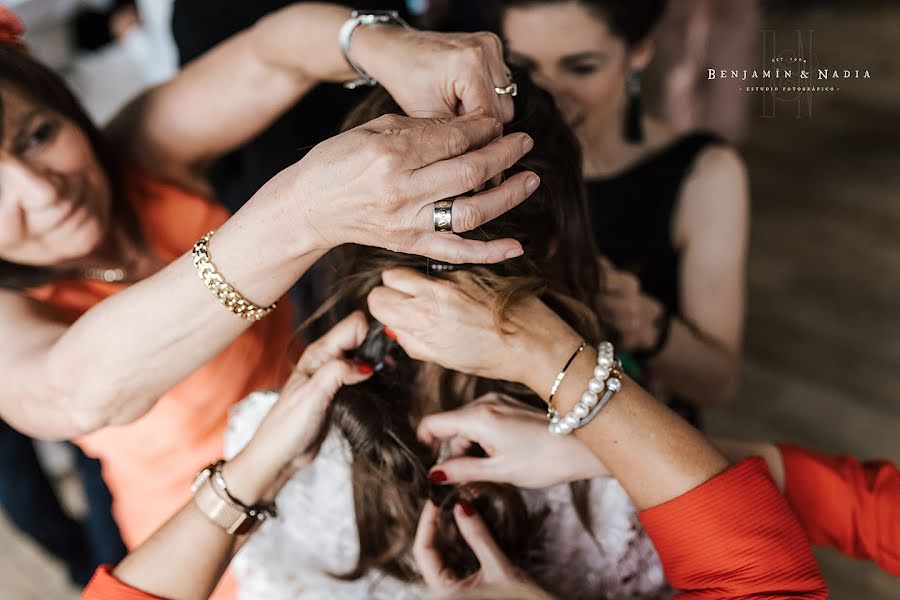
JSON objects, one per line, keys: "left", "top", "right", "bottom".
{"left": 457, "top": 499, "right": 476, "bottom": 517}
{"left": 355, "top": 362, "right": 375, "bottom": 375}
{"left": 429, "top": 469, "right": 447, "bottom": 483}
{"left": 383, "top": 327, "right": 398, "bottom": 341}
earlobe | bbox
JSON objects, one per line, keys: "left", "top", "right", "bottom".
{"left": 628, "top": 38, "right": 655, "bottom": 71}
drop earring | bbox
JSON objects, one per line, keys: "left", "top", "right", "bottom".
{"left": 625, "top": 69, "right": 644, "bottom": 143}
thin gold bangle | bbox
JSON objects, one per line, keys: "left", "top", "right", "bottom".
{"left": 192, "top": 230, "right": 277, "bottom": 322}
{"left": 547, "top": 341, "right": 586, "bottom": 417}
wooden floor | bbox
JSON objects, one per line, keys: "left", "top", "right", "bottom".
{"left": 1, "top": 3, "right": 898, "bottom": 599}
{"left": 704, "top": 3, "right": 900, "bottom": 599}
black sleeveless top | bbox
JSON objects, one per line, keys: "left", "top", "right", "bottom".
{"left": 586, "top": 132, "right": 725, "bottom": 425}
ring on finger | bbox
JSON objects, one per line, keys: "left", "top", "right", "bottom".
{"left": 433, "top": 199, "right": 454, "bottom": 233}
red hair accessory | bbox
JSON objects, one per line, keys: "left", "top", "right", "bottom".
{"left": 0, "top": 5, "right": 27, "bottom": 52}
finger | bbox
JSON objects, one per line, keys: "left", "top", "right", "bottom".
{"left": 457, "top": 34, "right": 514, "bottom": 123}
{"left": 381, "top": 267, "right": 448, "bottom": 298}
{"left": 414, "top": 131, "right": 533, "bottom": 200}
{"left": 408, "top": 233, "right": 523, "bottom": 265}
{"left": 367, "top": 286, "right": 420, "bottom": 331}
{"left": 302, "top": 358, "right": 371, "bottom": 409}
{"left": 448, "top": 171, "right": 540, "bottom": 234}
{"left": 413, "top": 501, "right": 457, "bottom": 589}
{"left": 454, "top": 500, "right": 510, "bottom": 575}
{"left": 433, "top": 456, "right": 502, "bottom": 485}
{"left": 418, "top": 408, "right": 483, "bottom": 447}
{"left": 297, "top": 311, "right": 369, "bottom": 375}
{"left": 378, "top": 112, "right": 503, "bottom": 168}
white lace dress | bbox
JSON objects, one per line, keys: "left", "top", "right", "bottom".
{"left": 226, "top": 391, "right": 670, "bottom": 600}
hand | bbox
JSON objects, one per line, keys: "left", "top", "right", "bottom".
{"left": 367, "top": 268, "right": 582, "bottom": 393}
{"left": 273, "top": 112, "right": 539, "bottom": 264}
{"left": 414, "top": 500, "right": 551, "bottom": 599}
{"left": 225, "top": 312, "right": 373, "bottom": 502}
{"left": 597, "top": 257, "right": 665, "bottom": 351}
{"left": 419, "top": 393, "right": 608, "bottom": 489}
{"left": 361, "top": 28, "right": 515, "bottom": 122}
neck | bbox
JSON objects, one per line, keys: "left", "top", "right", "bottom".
{"left": 581, "top": 116, "right": 671, "bottom": 179}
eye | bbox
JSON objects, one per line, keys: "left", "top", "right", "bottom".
{"left": 567, "top": 63, "right": 599, "bottom": 77}
{"left": 24, "top": 120, "right": 60, "bottom": 151}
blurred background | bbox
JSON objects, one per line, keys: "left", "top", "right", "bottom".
{"left": 1, "top": 0, "right": 898, "bottom": 598}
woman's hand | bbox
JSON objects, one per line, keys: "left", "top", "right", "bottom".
{"left": 360, "top": 29, "right": 515, "bottom": 122}
{"left": 367, "top": 268, "right": 582, "bottom": 392}
{"left": 597, "top": 257, "right": 666, "bottom": 352}
{"left": 414, "top": 500, "right": 552, "bottom": 599}
{"left": 419, "top": 394, "right": 607, "bottom": 489}
{"left": 223, "top": 312, "right": 373, "bottom": 503}
{"left": 266, "top": 113, "right": 538, "bottom": 265}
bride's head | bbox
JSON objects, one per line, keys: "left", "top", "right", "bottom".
{"left": 314, "top": 70, "right": 602, "bottom": 582}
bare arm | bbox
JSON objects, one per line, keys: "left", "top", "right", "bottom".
{"left": 649, "top": 145, "right": 749, "bottom": 406}
{"left": 106, "top": 3, "right": 513, "bottom": 189}
{"left": 1, "top": 113, "right": 537, "bottom": 440}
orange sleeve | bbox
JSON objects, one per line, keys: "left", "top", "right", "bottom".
{"left": 779, "top": 443, "right": 900, "bottom": 575}
{"left": 82, "top": 566, "right": 167, "bottom": 600}
{"left": 639, "top": 457, "right": 827, "bottom": 599}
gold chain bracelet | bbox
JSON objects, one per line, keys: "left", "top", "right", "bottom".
{"left": 192, "top": 230, "right": 277, "bottom": 322}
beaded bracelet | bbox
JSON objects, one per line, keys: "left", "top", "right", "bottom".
{"left": 548, "top": 341, "right": 622, "bottom": 436}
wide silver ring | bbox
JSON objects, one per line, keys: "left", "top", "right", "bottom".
{"left": 433, "top": 199, "right": 453, "bottom": 233}
{"left": 494, "top": 82, "right": 518, "bottom": 97}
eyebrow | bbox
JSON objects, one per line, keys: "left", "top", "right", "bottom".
{"left": 560, "top": 52, "right": 607, "bottom": 64}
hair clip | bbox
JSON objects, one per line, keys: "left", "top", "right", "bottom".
{"left": 429, "top": 262, "right": 456, "bottom": 272}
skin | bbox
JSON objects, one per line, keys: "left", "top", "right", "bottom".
{"left": 0, "top": 3, "right": 540, "bottom": 439}
{"left": 503, "top": 1, "right": 749, "bottom": 407}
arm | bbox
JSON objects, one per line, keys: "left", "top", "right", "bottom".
{"left": 719, "top": 440, "right": 900, "bottom": 576}
{"left": 107, "top": 3, "right": 513, "bottom": 189}
{"left": 83, "top": 313, "right": 372, "bottom": 600}
{"left": 651, "top": 146, "right": 749, "bottom": 406}
{"left": 1, "top": 114, "right": 537, "bottom": 439}
{"left": 369, "top": 268, "right": 826, "bottom": 598}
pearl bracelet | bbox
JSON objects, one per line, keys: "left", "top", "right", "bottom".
{"left": 548, "top": 342, "right": 622, "bottom": 436}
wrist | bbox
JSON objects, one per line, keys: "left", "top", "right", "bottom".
{"left": 350, "top": 24, "right": 410, "bottom": 85}
{"left": 220, "top": 448, "right": 293, "bottom": 507}
{"left": 519, "top": 325, "right": 585, "bottom": 402}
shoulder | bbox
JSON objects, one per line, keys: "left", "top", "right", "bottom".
{"left": 675, "top": 143, "right": 749, "bottom": 248}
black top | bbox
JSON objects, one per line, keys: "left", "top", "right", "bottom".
{"left": 586, "top": 132, "right": 726, "bottom": 424}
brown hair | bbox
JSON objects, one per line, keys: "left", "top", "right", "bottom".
{"left": 0, "top": 45, "right": 133, "bottom": 289}
{"left": 312, "top": 71, "right": 604, "bottom": 582}
{"left": 487, "top": 0, "right": 667, "bottom": 47}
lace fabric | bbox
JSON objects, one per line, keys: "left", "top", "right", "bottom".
{"left": 226, "top": 391, "right": 669, "bottom": 600}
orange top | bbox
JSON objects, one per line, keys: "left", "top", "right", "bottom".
{"left": 26, "top": 171, "right": 295, "bottom": 596}
{"left": 83, "top": 458, "right": 829, "bottom": 600}
{"left": 640, "top": 457, "right": 827, "bottom": 599}
{"left": 780, "top": 443, "right": 900, "bottom": 576}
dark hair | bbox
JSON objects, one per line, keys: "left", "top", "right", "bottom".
{"left": 313, "top": 70, "right": 603, "bottom": 582}
{"left": 489, "top": 0, "right": 667, "bottom": 46}
{"left": 0, "top": 45, "right": 129, "bottom": 289}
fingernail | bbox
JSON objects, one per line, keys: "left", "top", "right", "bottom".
{"left": 383, "top": 327, "right": 398, "bottom": 341}
{"left": 525, "top": 174, "right": 540, "bottom": 193}
{"left": 355, "top": 361, "right": 375, "bottom": 375}
{"left": 522, "top": 135, "right": 534, "bottom": 152}
{"left": 429, "top": 469, "right": 448, "bottom": 483}
{"left": 504, "top": 246, "right": 524, "bottom": 259}
{"left": 457, "top": 499, "right": 476, "bottom": 517}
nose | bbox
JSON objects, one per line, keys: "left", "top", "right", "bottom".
{"left": 0, "top": 156, "right": 60, "bottom": 211}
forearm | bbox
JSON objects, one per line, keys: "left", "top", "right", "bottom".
{"left": 522, "top": 340, "right": 729, "bottom": 510}
{"left": 22, "top": 193, "right": 324, "bottom": 439}
{"left": 646, "top": 316, "right": 740, "bottom": 407}
{"left": 111, "top": 449, "right": 282, "bottom": 600}
{"left": 110, "top": 3, "right": 395, "bottom": 172}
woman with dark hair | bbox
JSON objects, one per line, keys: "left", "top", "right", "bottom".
{"left": 0, "top": 5, "right": 537, "bottom": 595}
{"left": 490, "top": 0, "right": 750, "bottom": 424}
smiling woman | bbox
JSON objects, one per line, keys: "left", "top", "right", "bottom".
{"left": 0, "top": 6, "right": 538, "bottom": 600}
